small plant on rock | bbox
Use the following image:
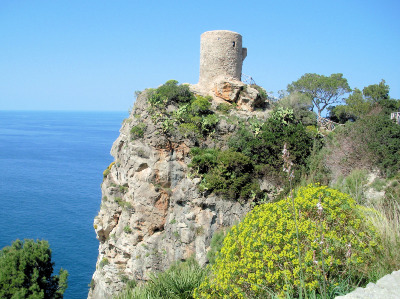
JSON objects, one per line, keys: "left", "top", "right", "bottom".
{"left": 124, "top": 226, "right": 132, "bottom": 234}
{"left": 130, "top": 123, "right": 146, "bottom": 139}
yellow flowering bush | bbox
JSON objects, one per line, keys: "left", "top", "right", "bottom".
{"left": 194, "top": 185, "right": 381, "bottom": 298}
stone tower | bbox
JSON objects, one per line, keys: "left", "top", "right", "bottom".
{"left": 198, "top": 30, "right": 247, "bottom": 89}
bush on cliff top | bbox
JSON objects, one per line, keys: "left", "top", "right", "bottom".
{"left": 194, "top": 185, "right": 382, "bottom": 298}
{"left": 146, "top": 80, "right": 219, "bottom": 139}
{"left": 148, "top": 79, "right": 194, "bottom": 108}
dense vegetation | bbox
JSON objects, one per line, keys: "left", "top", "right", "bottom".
{"left": 145, "top": 80, "right": 218, "bottom": 140}
{"left": 118, "top": 75, "right": 400, "bottom": 298}
{"left": 194, "top": 185, "right": 381, "bottom": 298}
{"left": 0, "top": 239, "right": 68, "bottom": 299}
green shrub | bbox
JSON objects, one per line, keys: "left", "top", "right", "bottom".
{"left": 191, "top": 96, "right": 212, "bottom": 115}
{"left": 200, "top": 114, "right": 219, "bottom": 135}
{"left": 275, "top": 91, "right": 316, "bottom": 126}
{"left": 124, "top": 226, "right": 132, "bottom": 234}
{"left": 147, "top": 81, "right": 219, "bottom": 140}
{"left": 178, "top": 123, "right": 201, "bottom": 139}
{"left": 190, "top": 148, "right": 261, "bottom": 201}
{"left": 103, "top": 168, "right": 110, "bottom": 178}
{"left": 116, "top": 259, "right": 207, "bottom": 299}
{"left": 228, "top": 115, "right": 314, "bottom": 176}
{"left": 130, "top": 123, "right": 146, "bottom": 139}
{"left": 99, "top": 257, "right": 109, "bottom": 269}
{"left": 103, "top": 162, "right": 115, "bottom": 178}
{"left": 89, "top": 278, "right": 95, "bottom": 290}
{"left": 326, "top": 112, "right": 400, "bottom": 178}
{"left": 353, "top": 114, "right": 400, "bottom": 177}
{"left": 114, "top": 197, "right": 132, "bottom": 209}
{"left": 194, "top": 185, "right": 381, "bottom": 298}
{"left": 216, "top": 103, "right": 232, "bottom": 114}
{"left": 148, "top": 80, "right": 194, "bottom": 108}
{"left": 189, "top": 148, "right": 219, "bottom": 175}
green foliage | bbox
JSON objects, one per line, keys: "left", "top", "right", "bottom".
{"left": 190, "top": 96, "right": 211, "bottom": 115}
{"left": 103, "top": 168, "right": 110, "bottom": 178}
{"left": 206, "top": 231, "right": 226, "bottom": 265}
{"left": 89, "top": 279, "right": 95, "bottom": 290}
{"left": 200, "top": 114, "right": 219, "bottom": 135}
{"left": 287, "top": 73, "right": 351, "bottom": 117}
{"left": 276, "top": 91, "right": 316, "bottom": 126}
{"left": 331, "top": 80, "right": 399, "bottom": 122}
{"left": 270, "top": 107, "right": 295, "bottom": 124}
{"left": 124, "top": 226, "right": 132, "bottom": 234}
{"left": 99, "top": 257, "right": 109, "bottom": 269}
{"left": 146, "top": 81, "right": 218, "bottom": 139}
{"left": 148, "top": 80, "right": 194, "bottom": 109}
{"left": 189, "top": 148, "right": 260, "bottom": 201}
{"left": 114, "top": 197, "right": 132, "bottom": 209}
{"left": 178, "top": 123, "right": 201, "bottom": 139}
{"left": 103, "top": 162, "right": 115, "bottom": 179}
{"left": 116, "top": 259, "right": 207, "bottom": 299}
{"left": 119, "top": 185, "right": 128, "bottom": 193}
{"left": 331, "top": 88, "right": 371, "bottom": 122}
{"left": 194, "top": 185, "right": 381, "bottom": 298}
{"left": 216, "top": 103, "right": 232, "bottom": 114}
{"left": 362, "top": 79, "right": 390, "bottom": 103}
{"left": 229, "top": 114, "right": 315, "bottom": 176}
{"left": 304, "top": 145, "right": 331, "bottom": 185}
{"left": 130, "top": 123, "right": 146, "bottom": 139}
{"left": 189, "top": 148, "right": 218, "bottom": 175}
{"left": 332, "top": 169, "right": 369, "bottom": 204}
{"left": 345, "top": 114, "right": 400, "bottom": 177}
{"left": 0, "top": 239, "right": 68, "bottom": 299}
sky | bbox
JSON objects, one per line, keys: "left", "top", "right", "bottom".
{"left": 1, "top": 0, "right": 399, "bottom": 111}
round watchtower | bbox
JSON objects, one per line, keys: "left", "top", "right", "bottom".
{"left": 198, "top": 30, "right": 247, "bottom": 89}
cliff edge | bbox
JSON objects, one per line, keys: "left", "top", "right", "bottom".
{"left": 88, "top": 81, "right": 272, "bottom": 298}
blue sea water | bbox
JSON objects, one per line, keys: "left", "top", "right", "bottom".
{"left": 0, "top": 111, "right": 127, "bottom": 299}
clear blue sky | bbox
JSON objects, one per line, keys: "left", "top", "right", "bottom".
{"left": 1, "top": 0, "right": 399, "bottom": 111}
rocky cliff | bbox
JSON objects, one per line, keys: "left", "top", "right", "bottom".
{"left": 88, "top": 81, "right": 272, "bottom": 298}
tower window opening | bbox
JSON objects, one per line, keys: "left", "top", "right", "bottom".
{"left": 232, "top": 41, "right": 235, "bottom": 47}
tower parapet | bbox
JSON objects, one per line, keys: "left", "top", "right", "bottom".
{"left": 198, "top": 30, "right": 247, "bottom": 89}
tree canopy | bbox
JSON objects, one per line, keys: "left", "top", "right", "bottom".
{"left": 0, "top": 239, "right": 68, "bottom": 299}
{"left": 287, "top": 73, "right": 351, "bottom": 118}
{"left": 331, "top": 80, "right": 399, "bottom": 122}
{"left": 363, "top": 79, "right": 390, "bottom": 103}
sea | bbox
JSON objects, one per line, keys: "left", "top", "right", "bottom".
{"left": 0, "top": 111, "right": 127, "bottom": 299}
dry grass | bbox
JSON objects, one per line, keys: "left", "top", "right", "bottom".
{"left": 366, "top": 198, "right": 400, "bottom": 280}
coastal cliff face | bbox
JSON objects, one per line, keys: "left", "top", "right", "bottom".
{"left": 88, "top": 85, "right": 270, "bottom": 298}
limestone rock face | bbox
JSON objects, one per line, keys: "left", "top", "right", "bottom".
{"left": 192, "top": 76, "right": 270, "bottom": 112}
{"left": 88, "top": 92, "right": 253, "bottom": 298}
{"left": 212, "top": 77, "right": 245, "bottom": 103}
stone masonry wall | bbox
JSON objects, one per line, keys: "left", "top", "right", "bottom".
{"left": 198, "top": 30, "right": 247, "bottom": 90}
